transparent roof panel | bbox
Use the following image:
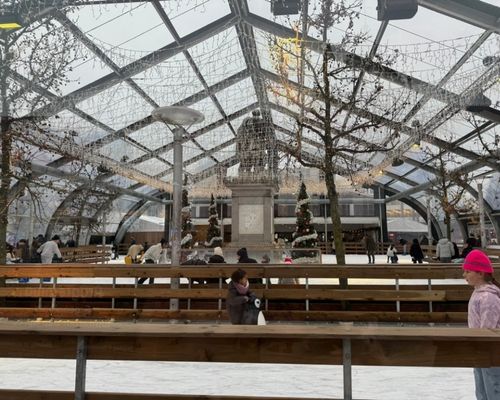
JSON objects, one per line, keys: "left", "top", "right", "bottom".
{"left": 214, "top": 143, "right": 237, "bottom": 162}
{"left": 127, "top": 122, "right": 174, "bottom": 151}
{"left": 69, "top": 2, "right": 175, "bottom": 68}
{"left": 443, "top": 35, "right": 500, "bottom": 94}
{"left": 185, "top": 158, "right": 216, "bottom": 175}
{"left": 165, "top": 0, "right": 231, "bottom": 38}
{"left": 98, "top": 139, "right": 146, "bottom": 162}
{"left": 131, "top": 52, "right": 204, "bottom": 107}
{"left": 105, "top": 175, "right": 138, "bottom": 189}
{"left": 189, "top": 96, "right": 223, "bottom": 128}
{"left": 215, "top": 77, "right": 258, "bottom": 115}
{"left": 134, "top": 158, "right": 169, "bottom": 176}
{"left": 196, "top": 125, "right": 234, "bottom": 150}
{"left": 76, "top": 81, "right": 154, "bottom": 130}
{"left": 60, "top": 47, "right": 114, "bottom": 96}
{"left": 406, "top": 169, "right": 435, "bottom": 184}
{"left": 189, "top": 26, "right": 247, "bottom": 87}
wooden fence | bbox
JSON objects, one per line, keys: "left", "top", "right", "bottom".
{"left": 0, "top": 322, "right": 499, "bottom": 400}
{"left": 1, "top": 263, "right": 498, "bottom": 323}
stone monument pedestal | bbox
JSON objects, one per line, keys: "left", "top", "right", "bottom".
{"left": 225, "top": 179, "right": 278, "bottom": 246}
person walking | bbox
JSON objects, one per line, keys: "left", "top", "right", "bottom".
{"left": 127, "top": 242, "right": 144, "bottom": 263}
{"left": 361, "top": 233, "right": 376, "bottom": 264}
{"left": 409, "top": 238, "right": 424, "bottom": 263}
{"left": 436, "top": 237, "right": 454, "bottom": 263}
{"left": 462, "top": 250, "right": 500, "bottom": 399}
{"left": 138, "top": 239, "right": 167, "bottom": 284}
{"left": 37, "top": 235, "right": 62, "bottom": 264}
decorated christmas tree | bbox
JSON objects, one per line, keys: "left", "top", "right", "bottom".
{"left": 181, "top": 176, "right": 193, "bottom": 249}
{"left": 291, "top": 182, "right": 318, "bottom": 262}
{"left": 205, "top": 194, "right": 223, "bottom": 248}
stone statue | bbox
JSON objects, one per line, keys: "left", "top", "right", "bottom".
{"left": 236, "top": 110, "right": 274, "bottom": 175}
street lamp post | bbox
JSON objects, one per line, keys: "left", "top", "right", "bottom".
{"left": 152, "top": 106, "right": 204, "bottom": 311}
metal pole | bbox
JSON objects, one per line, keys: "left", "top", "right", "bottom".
{"left": 170, "top": 127, "right": 183, "bottom": 311}
{"left": 342, "top": 338, "right": 352, "bottom": 400}
{"left": 477, "top": 182, "right": 487, "bottom": 247}
{"left": 427, "top": 195, "right": 433, "bottom": 244}
{"left": 75, "top": 336, "right": 87, "bottom": 400}
{"left": 164, "top": 192, "right": 170, "bottom": 243}
{"left": 395, "top": 277, "right": 400, "bottom": 313}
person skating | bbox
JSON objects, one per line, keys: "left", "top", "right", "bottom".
{"left": 462, "top": 250, "right": 500, "bottom": 399}
{"left": 37, "top": 235, "right": 62, "bottom": 264}
{"left": 138, "top": 239, "right": 167, "bottom": 284}
{"left": 409, "top": 238, "right": 424, "bottom": 263}
{"left": 436, "top": 237, "right": 454, "bottom": 263}
{"left": 361, "top": 233, "right": 376, "bottom": 264}
{"left": 208, "top": 247, "right": 226, "bottom": 264}
{"left": 237, "top": 247, "right": 261, "bottom": 284}
{"left": 386, "top": 244, "right": 398, "bottom": 263}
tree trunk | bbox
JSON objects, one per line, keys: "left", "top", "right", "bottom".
{"left": 0, "top": 117, "right": 11, "bottom": 266}
{"left": 444, "top": 211, "right": 451, "bottom": 240}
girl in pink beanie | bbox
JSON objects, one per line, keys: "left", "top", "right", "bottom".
{"left": 462, "top": 249, "right": 500, "bottom": 399}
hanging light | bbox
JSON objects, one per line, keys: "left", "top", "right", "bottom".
{"left": 0, "top": 14, "right": 23, "bottom": 30}
{"left": 377, "top": 0, "right": 418, "bottom": 21}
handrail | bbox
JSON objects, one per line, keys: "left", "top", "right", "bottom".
{"left": 2, "top": 263, "right": 496, "bottom": 279}
{"left": 0, "top": 322, "right": 499, "bottom": 399}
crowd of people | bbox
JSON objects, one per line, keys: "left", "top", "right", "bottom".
{"left": 360, "top": 233, "right": 485, "bottom": 265}
{"left": 5, "top": 234, "right": 69, "bottom": 265}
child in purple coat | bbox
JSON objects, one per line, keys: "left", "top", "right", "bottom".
{"left": 462, "top": 250, "right": 500, "bottom": 399}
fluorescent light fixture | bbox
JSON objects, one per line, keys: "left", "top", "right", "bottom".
{"left": 0, "top": 14, "right": 23, "bottom": 30}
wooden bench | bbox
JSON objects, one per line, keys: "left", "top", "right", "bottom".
{"left": 1, "top": 263, "right": 496, "bottom": 324}
{"left": 0, "top": 322, "right": 498, "bottom": 400}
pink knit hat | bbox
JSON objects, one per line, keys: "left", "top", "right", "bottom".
{"left": 284, "top": 256, "right": 293, "bottom": 264}
{"left": 462, "top": 250, "right": 493, "bottom": 273}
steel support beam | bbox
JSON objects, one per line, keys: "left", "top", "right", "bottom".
{"left": 228, "top": 0, "right": 274, "bottom": 126}
{"left": 31, "top": 13, "right": 238, "bottom": 118}
{"left": 418, "top": 0, "right": 500, "bottom": 34}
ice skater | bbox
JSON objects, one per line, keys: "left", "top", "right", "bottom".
{"left": 462, "top": 250, "right": 500, "bottom": 399}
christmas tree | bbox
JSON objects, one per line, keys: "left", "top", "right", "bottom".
{"left": 181, "top": 176, "right": 193, "bottom": 249}
{"left": 205, "top": 194, "right": 223, "bottom": 248}
{"left": 291, "top": 182, "right": 318, "bottom": 262}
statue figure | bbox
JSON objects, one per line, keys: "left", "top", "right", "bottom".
{"left": 236, "top": 110, "right": 274, "bottom": 175}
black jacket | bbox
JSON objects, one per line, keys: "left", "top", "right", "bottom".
{"left": 208, "top": 255, "right": 226, "bottom": 264}
{"left": 409, "top": 243, "right": 424, "bottom": 260}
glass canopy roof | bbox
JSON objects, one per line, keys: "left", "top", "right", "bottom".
{"left": 4, "top": 0, "right": 500, "bottom": 231}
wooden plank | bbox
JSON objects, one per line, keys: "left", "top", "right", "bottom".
{"left": 0, "top": 287, "right": 451, "bottom": 301}
{"left": 0, "top": 322, "right": 499, "bottom": 366}
{"left": 0, "top": 390, "right": 336, "bottom": 400}
{"left": 2, "top": 264, "right": 493, "bottom": 279}
{"left": 0, "top": 307, "right": 468, "bottom": 323}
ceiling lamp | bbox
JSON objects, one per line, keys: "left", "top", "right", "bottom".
{"left": 271, "top": 0, "right": 300, "bottom": 16}
{"left": 0, "top": 14, "right": 23, "bottom": 30}
{"left": 391, "top": 158, "right": 404, "bottom": 167}
{"left": 377, "top": 0, "right": 418, "bottom": 21}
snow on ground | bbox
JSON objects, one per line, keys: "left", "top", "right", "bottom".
{"left": 0, "top": 254, "right": 473, "bottom": 399}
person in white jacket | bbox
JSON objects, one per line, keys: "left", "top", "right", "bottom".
{"left": 138, "top": 239, "right": 167, "bottom": 284}
{"left": 37, "top": 235, "right": 62, "bottom": 264}
{"left": 436, "top": 237, "right": 454, "bottom": 263}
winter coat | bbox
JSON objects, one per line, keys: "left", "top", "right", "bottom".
{"left": 386, "top": 246, "right": 397, "bottom": 257}
{"left": 409, "top": 243, "right": 424, "bottom": 261}
{"left": 237, "top": 248, "right": 258, "bottom": 264}
{"left": 208, "top": 254, "right": 226, "bottom": 264}
{"left": 361, "top": 236, "right": 377, "bottom": 253}
{"left": 461, "top": 244, "right": 474, "bottom": 259}
{"left": 436, "top": 238, "right": 454, "bottom": 259}
{"left": 468, "top": 283, "right": 500, "bottom": 329}
{"left": 37, "top": 240, "right": 62, "bottom": 264}
{"left": 226, "top": 281, "right": 252, "bottom": 324}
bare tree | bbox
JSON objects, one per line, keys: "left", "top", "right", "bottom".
{"left": 424, "top": 149, "right": 472, "bottom": 240}
{"left": 268, "top": 0, "right": 412, "bottom": 266}
{"left": 0, "top": 10, "right": 82, "bottom": 264}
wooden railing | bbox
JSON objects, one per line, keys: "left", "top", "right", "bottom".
{"left": 0, "top": 321, "right": 498, "bottom": 400}
{"left": 59, "top": 245, "right": 111, "bottom": 264}
{"left": 1, "top": 263, "right": 498, "bottom": 323}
